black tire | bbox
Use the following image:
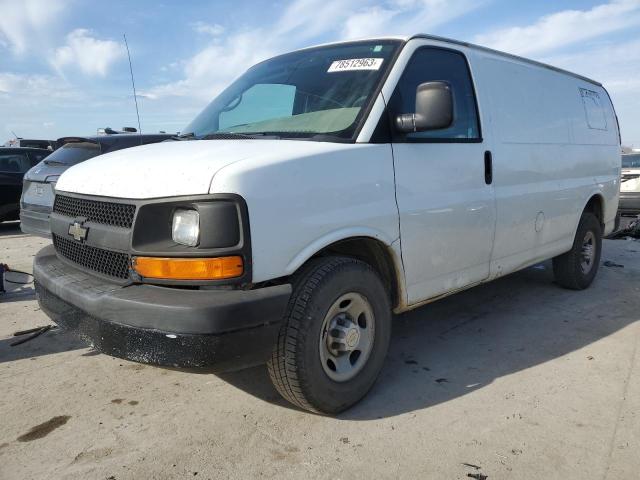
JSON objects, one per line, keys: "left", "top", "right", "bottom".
{"left": 267, "top": 256, "right": 392, "bottom": 414}
{"left": 553, "top": 212, "right": 602, "bottom": 290}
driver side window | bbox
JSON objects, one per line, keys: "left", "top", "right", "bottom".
{"left": 390, "top": 47, "right": 481, "bottom": 142}
{"left": 219, "top": 83, "right": 296, "bottom": 130}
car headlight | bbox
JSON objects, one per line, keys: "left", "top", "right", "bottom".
{"left": 172, "top": 209, "right": 199, "bottom": 246}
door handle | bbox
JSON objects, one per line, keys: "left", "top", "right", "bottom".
{"left": 484, "top": 150, "right": 493, "bottom": 185}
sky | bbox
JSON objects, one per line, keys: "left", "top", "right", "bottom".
{"left": 1, "top": 0, "right": 640, "bottom": 146}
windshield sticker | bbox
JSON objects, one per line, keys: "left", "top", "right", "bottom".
{"left": 328, "top": 58, "right": 383, "bottom": 72}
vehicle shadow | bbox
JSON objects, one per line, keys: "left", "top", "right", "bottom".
{"left": 216, "top": 260, "right": 640, "bottom": 419}
{"left": 1, "top": 284, "right": 35, "bottom": 303}
{"left": 0, "top": 326, "right": 87, "bottom": 364}
{"left": 0, "top": 221, "right": 27, "bottom": 238}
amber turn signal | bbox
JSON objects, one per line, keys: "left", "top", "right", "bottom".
{"left": 133, "top": 256, "right": 243, "bottom": 280}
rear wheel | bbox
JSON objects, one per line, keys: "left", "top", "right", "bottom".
{"left": 267, "top": 256, "right": 391, "bottom": 414}
{"left": 553, "top": 212, "right": 602, "bottom": 289}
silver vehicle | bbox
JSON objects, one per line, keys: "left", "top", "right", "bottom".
{"left": 20, "top": 134, "right": 172, "bottom": 236}
{"left": 620, "top": 153, "right": 640, "bottom": 215}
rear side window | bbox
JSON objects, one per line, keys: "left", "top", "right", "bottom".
{"left": 44, "top": 142, "right": 102, "bottom": 166}
{"left": 389, "top": 47, "right": 480, "bottom": 142}
{"left": 0, "top": 153, "right": 30, "bottom": 173}
{"left": 580, "top": 88, "right": 607, "bottom": 131}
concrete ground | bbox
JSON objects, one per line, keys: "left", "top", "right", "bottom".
{"left": 1, "top": 220, "right": 639, "bottom": 480}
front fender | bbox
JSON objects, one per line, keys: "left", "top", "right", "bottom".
{"left": 284, "top": 227, "right": 398, "bottom": 276}
{"left": 209, "top": 142, "right": 399, "bottom": 284}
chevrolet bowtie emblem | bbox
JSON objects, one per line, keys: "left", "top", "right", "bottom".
{"left": 68, "top": 221, "right": 88, "bottom": 242}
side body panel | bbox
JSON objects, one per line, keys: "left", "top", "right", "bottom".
{"left": 209, "top": 144, "right": 401, "bottom": 284}
{"left": 377, "top": 40, "right": 496, "bottom": 305}
{"left": 468, "top": 50, "right": 620, "bottom": 278}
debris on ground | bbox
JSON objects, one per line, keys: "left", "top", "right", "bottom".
{"left": 463, "top": 463, "right": 488, "bottom": 480}
{"left": 467, "top": 473, "right": 488, "bottom": 480}
{"left": 609, "top": 216, "right": 640, "bottom": 239}
{"left": 10, "top": 325, "right": 54, "bottom": 346}
{"left": 603, "top": 261, "right": 624, "bottom": 268}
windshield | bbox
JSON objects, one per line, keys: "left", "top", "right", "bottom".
{"left": 44, "top": 141, "right": 102, "bottom": 166}
{"left": 183, "top": 41, "right": 400, "bottom": 141}
{"left": 622, "top": 154, "right": 640, "bottom": 168}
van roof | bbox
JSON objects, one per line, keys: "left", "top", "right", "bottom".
{"left": 294, "top": 34, "right": 602, "bottom": 88}
{"left": 410, "top": 34, "right": 601, "bottom": 87}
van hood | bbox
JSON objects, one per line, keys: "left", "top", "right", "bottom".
{"left": 55, "top": 139, "right": 341, "bottom": 199}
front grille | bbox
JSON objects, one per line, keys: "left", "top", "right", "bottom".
{"left": 53, "top": 195, "right": 136, "bottom": 228}
{"left": 53, "top": 234, "right": 130, "bottom": 280}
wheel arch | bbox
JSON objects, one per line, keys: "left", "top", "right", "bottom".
{"left": 286, "top": 232, "right": 404, "bottom": 310}
{"left": 582, "top": 193, "right": 605, "bottom": 229}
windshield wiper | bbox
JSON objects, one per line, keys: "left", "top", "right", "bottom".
{"left": 43, "top": 159, "right": 67, "bottom": 165}
{"left": 200, "top": 132, "right": 280, "bottom": 140}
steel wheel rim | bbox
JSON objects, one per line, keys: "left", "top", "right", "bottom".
{"left": 580, "top": 230, "right": 596, "bottom": 274}
{"left": 319, "top": 292, "right": 375, "bottom": 382}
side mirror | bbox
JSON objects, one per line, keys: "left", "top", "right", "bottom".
{"left": 395, "top": 81, "right": 453, "bottom": 133}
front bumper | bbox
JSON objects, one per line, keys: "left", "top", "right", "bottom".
{"left": 34, "top": 245, "right": 291, "bottom": 369}
{"left": 20, "top": 204, "right": 52, "bottom": 237}
{"left": 619, "top": 192, "right": 640, "bottom": 215}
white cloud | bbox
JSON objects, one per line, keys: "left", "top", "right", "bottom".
{"left": 344, "top": 0, "right": 481, "bottom": 39}
{"left": 0, "top": 72, "right": 80, "bottom": 139}
{"left": 343, "top": 7, "right": 399, "bottom": 40}
{"left": 0, "top": 0, "right": 67, "bottom": 54}
{"left": 52, "top": 29, "right": 125, "bottom": 76}
{"left": 191, "top": 21, "right": 224, "bottom": 36}
{"left": 0, "top": 72, "right": 74, "bottom": 99}
{"left": 474, "top": 0, "right": 640, "bottom": 56}
{"left": 273, "top": 0, "right": 363, "bottom": 41}
{"left": 145, "top": 0, "right": 476, "bottom": 100}
{"left": 143, "top": 30, "right": 275, "bottom": 100}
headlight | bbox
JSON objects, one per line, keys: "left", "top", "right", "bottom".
{"left": 172, "top": 209, "right": 199, "bottom": 246}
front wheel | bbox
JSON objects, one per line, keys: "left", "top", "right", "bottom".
{"left": 267, "top": 256, "right": 391, "bottom": 414}
{"left": 553, "top": 212, "right": 602, "bottom": 290}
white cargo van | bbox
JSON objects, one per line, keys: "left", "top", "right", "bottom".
{"left": 34, "top": 35, "right": 620, "bottom": 413}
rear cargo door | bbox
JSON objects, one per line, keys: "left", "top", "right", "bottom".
{"left": 389, "top": 46, "right": 496, "bottom": 304}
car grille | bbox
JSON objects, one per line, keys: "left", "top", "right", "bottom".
{"left": 53, "top": 234, "right": 131, "bottom": 280}
{"left": 53, "top": 195, "right": 136, "bottom": 228}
